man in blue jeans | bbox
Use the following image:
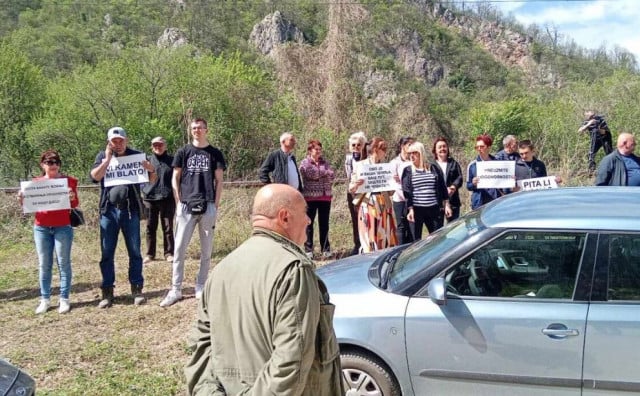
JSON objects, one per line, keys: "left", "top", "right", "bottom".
{"left": 90, "top": 126, "right": 157, "bottom": 308}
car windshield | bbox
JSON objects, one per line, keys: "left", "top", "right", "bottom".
{"left": 388, "top": 213, "right": 485, "bottom": 286}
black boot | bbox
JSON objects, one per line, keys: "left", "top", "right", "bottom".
{"left": 131, "top": 284, "right": 146, "bottom": 306}
{"left": 98, "top": 287, "right": 114, "bottom": 309}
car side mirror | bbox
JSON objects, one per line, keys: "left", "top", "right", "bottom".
{"left": 428, "top": 277, "right": 447, "bottom": 306}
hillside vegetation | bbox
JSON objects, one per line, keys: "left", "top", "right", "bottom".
{"left": 1, "top": 0, "right": 639, "bottom": 185}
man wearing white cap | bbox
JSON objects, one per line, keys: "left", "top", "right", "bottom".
{"left": 142, "top": 136, "right": 175, "bottom": 264}
{"left": 90, "top": 126, "right": 157, "bottom": 308}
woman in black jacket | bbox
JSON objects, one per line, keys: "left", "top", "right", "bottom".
{"left": 402, "top": 142, "right": 451, "bottom": 240}
{"left": 431, "top": 136, "right": 463, "bottom": 226}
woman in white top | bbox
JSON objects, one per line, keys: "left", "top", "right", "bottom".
{"left": 390, "top": 136, "right": 415, "bottom": 244}
{"left": 344, "top": 132, "right": 367, "bottom": 255}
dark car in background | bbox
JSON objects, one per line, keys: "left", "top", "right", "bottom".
{"left": 318, "top": 187, "right": 640, "bottom": 396}
{"left": 0, "top": 359, "right": 35, "bottom": 396}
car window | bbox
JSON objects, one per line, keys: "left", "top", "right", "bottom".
{"left": 607, "top": 234, "right": 640, "bottom": 301}
{"left": 390, "top": 215, "right": 484, "bottom": 288}
{"left": 444, "top": 231, "right": 586, "bottom": 299}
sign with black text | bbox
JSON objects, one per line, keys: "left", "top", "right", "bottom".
{"left": 477, "top": 161, "right": 515, "bottom": 189}
{"left": 20, "top": 178, "right": 70, "bottom": 213}
{"left": 104, "top": 154, "right": 149, "bottom": 187}
{"left": 355, "top": 163, "right": 400, "bottom": 193}
{"left": 517, "top": 176, "right": 558, "bottom": 191}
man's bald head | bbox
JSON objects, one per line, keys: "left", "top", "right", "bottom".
{"left": 253, "top": 184, "right": 300, "bottom": 218}
{"left": 617, "top": 132, "right": 636, "bottom": 156}
{"left": 252, "top": 184, "right": 309, "bottom": 245}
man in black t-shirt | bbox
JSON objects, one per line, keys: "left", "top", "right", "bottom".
{"left": 160, "top": 118, "right": 226, "bottom": 307}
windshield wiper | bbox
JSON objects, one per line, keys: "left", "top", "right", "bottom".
{"left": 379, "top": 249, "right": 402, "bottom": 289}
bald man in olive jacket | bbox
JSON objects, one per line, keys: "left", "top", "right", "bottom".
{"left": 185, "top": 184, "right": 343, "bottom": 396}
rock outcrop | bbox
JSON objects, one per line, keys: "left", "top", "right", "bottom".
{"left": 249, "top": 11, "right": 306, "bottom": 56}
{"left": 157, "top": 28, "right": 188, "bottom": 48}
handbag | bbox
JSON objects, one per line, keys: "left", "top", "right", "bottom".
{"left": 70, "top": 208, "right": 85, "bottom": 227}
{"left": 185, "top": 199, "right": 207, "bottom": 215}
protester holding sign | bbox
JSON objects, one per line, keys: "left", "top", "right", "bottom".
{"left": 348, "top": 137, "right": 397, "bottom": 253}
{"left": 344, "top": 131, "right": 368, "bottom": 256}
{"left": 466, "top": 134, "right": 501, "bottom": 210}
{"left": 18, "top": 149, "right": 79, "bottom": 314}
{"left": 402, "top": 142, "right": 451, "bottom": 240}
{"left": 431, "top": 136, "right": 463, "bottom": 224}
{"left": 513, "top": 140, "right": 562, "bottom": 192}
{"left": 90, "top": 126, "right": 157, "bottom": 309}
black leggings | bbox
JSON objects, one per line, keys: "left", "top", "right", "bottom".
{"left": 412, "top": 205, "right": 441, "bottom": 240}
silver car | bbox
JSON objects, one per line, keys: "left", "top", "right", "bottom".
{"left": 317, "top": 187, "right": 640, "bottom": 396}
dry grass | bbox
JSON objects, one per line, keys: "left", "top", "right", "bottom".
{"left": 0, "top": 173, "right": 595, "bottom": 394}
{"left": 0, "top": 183, "right": 354, "bottom": 395}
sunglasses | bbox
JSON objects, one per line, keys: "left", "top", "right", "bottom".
{"left": 152, "top": 143, "right": 165, "bottom": 147}
{"left": 475, "top": 145, "right": 487, "bottom": 149}
{"left": 350, "top": 143, "right": 362, "bottom": 148}
{"left": 43, "top": 160, "right": 60, "bottom": 165}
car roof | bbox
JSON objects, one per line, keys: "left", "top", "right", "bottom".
{"left": 480, "top": 187, "right": 640, "bottom": 231}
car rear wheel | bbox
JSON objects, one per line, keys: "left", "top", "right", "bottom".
{"left": 341, "top": 351, "right": 401, "bottom": 396}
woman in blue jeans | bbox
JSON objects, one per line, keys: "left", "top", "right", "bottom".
{"left": 19, "top": 149, "right": 79, "bottom": 314}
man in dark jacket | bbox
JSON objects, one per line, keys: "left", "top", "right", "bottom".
{"left": 596, "top": 133, "right": 640, "bottom": 186}
{"left": 142, "top": 136, "right": 175, "bottom": 264}
{"left": 258, "top": 132, "right": 303, "bottom": 191}
{"left": 90, "top": 126, "right": 157, "bottom": 308}
{"left": 578, "top": 110, "right": 613, "bottom": 174}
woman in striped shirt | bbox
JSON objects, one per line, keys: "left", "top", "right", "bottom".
{"left": 401, "top": 142, "right": 451, "bottom": 240}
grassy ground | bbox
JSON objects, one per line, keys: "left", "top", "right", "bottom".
{"left": 0, "top": 171, "right": 590, "bottom": 394}
{"left": 0, "top": 184, "right": 358, "bottom": 395}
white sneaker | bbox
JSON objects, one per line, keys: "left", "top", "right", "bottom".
{"left": 195, "top": 285, "right": 204, "bottom": 300}
{"left": 322, "top": 251, "right": 333, "bottom": 259}
{"left": 35, "top": 299, "right": 50, "bottom": 314}
{"left": 159, "top": 289, "right": 182, "bottom": 307}
{"left": 58, "top": 298, "right": 71, "bottom": 314}
{"left": 305, "top": 251, "right": 314, "bottom": 259}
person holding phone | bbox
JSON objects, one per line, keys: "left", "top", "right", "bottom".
{"left": 90, "top": 126, "right": 157, "bottom": 309}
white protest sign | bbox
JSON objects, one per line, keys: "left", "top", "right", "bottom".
{"left": 517, "top": 176, "right": 558, "bottom": 191}
{"left": 477, "top": 161, "right": 515, "bottom": 189}
{"left": 20, "top": 178, "right": 70, "bottom": 214}
{"left": 355, "top": 162, "right": 400, "bottom": 193}
{"left": 104, "top": 153, "right": 149, "bottom": 187}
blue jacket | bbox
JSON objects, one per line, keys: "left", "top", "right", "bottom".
{"left": 596, "top": 150, "right": 629, "bottom": 186}
{"left": 466, "top": 155, "right": 500, "bottom": 210}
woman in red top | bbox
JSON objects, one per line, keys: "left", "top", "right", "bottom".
{"left": 19, "top": 149, "right": 79, "bottom": 314}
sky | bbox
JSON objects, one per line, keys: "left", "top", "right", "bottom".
{"left": 492, "top": 0, "right": 640, "bottom": 61}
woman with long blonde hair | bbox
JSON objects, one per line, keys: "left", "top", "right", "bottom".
{"left": 401, "top": 142, "right": 451, "bottom": 240}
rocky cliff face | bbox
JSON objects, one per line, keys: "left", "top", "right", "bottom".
{"left": 249, "top": 10, "right": 305, "bottom": 56}
{"left": 430, "top": 4, "right": 561, "bottom": 87}
{"left": 250, "top": 4, "right": 561, "bottom": 96}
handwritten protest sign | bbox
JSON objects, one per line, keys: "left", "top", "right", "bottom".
{"left": 104, "top": 153, "right": 149, "bottom": 187}
{"left": 355, "top": 163, "right": 400, "bottom": 193}
{"left": 20, "top": 178, "right": 70, "bottom": 214}
{"left": 517, "top": 176, "right": 558, "bottom": 191}
{"left": 477, "top": 161, "right": 515, "bottom": 189}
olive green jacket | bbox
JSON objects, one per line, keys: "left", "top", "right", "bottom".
{"left": 185, "top": 228, "right": 343, "bottom": 396}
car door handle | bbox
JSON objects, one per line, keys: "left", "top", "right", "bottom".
{"left": 542, "top": 324, "right": 579, "bottom": 339}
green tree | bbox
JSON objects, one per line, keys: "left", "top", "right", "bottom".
{"left": 0, "top": 42, "right": 46, "bottom": 185}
